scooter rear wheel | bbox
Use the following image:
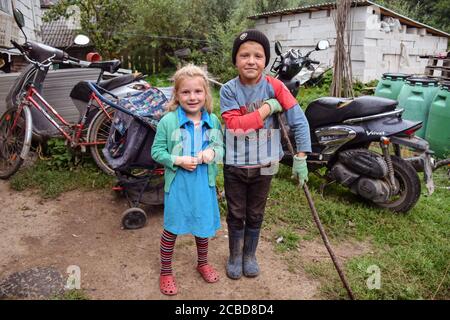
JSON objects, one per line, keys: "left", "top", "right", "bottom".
{"left": 376, "top": 156, "right": 421, "bottom": 213}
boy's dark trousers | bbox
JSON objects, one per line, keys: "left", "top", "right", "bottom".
{"left": 223, "top": 164, "right": 273, "bottom": 278}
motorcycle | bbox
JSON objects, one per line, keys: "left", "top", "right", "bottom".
{"left": 272, "top": 39, "right": 435, "bottom": 213}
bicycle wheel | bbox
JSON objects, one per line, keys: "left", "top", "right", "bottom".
{"left": 0, "top": 106, "right": 32, "bottom": 179}
{"left": 88, "top": 107, "right": 115, "bottom": 175}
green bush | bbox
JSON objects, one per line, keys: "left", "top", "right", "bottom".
{"left": 44, "top": 138, "right": 74, "bottom": 169}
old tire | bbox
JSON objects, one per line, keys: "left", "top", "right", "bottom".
{"left": 376, "top": 156, "right": 421, "bottom": 213}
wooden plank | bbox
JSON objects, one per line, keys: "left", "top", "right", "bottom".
{"left": 426, "top": 66, "right": 450, "bottom": 70}
{"left": 428, "top": 75, "right": 450, "bottom": 81}
{"left": 444, "top": 59, "right": 450, "bottom": 79}
{"left": 425, "top": 58, "right": 438, "bottom": 76}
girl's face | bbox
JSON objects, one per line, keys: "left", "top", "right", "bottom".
{"left": 177, "top": 76, "right": 206, "bottom": 116}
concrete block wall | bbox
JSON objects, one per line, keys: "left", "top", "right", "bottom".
{"left": 256, "top": 10, "right": 337, "bottom": 73}
{"left": 362, "top": 23, "right": 448, "bottom": 82}
{"left": 254, "top": 5, "right": 448, "bottom": 83}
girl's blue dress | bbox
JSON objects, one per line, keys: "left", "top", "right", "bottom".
{"left": 163, "top": 107, "right": 221, "bottom": 238}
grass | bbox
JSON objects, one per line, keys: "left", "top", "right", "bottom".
{"left": 50, "top": 289, "right": 90, "bottom": 300}
{"left": 274, "top": 227, "right": 302, "bottom": 253}
{"left": 264, "top": 164, "right": 450, "bottom": 300}
{"left": 145, "top": 69, "right": 174, "bottom": 87}
{"left": 10, "top": 158, "right": 114, "bottom": 199}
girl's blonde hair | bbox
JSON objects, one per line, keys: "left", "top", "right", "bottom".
{"left": 166, "top": 64, "right": 213, "bottom": 113}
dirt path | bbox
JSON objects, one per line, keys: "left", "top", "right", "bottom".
{"left": 0, "top": 180, "right": 369, "bottom": 300}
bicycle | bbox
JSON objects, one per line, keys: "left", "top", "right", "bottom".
{"left": 0, "top": 11, "right": 148, "bottom": 178}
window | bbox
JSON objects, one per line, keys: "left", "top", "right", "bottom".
{"left": 0, "top": 0, "right": 11, "bottom": 14}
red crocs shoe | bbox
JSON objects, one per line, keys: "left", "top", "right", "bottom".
{"left": 160, "top": 275, "right": 178, "bottom": 295}
{"left": 197, "top": 264, "right": 219, "bottom": 283}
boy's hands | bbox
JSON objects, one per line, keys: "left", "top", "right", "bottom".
{"left": 197, "top": 149, "right": 215, "bottom": 164}
{"left": 292, "top": 154, "right": 309, "bottom": 186}
{"left": 258, "top": 99, "right": 283, "bottom": 121}
{"left": 264, "top": 99, "right": 283, "bottom": 115}
{"left": 175, "top": 156, "right": 198, "bottom": 171}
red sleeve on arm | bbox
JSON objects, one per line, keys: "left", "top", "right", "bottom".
{"left": 266, "top": 76, "right": 298, "bottom": 110}
{"left": 222, "top": 108, "right": 264, "bottom": 132}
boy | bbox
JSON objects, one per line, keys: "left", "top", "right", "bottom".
{"left": 220, "top": 29, "right": 311, "bottom": 279}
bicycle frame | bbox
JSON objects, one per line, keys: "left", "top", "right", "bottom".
{"left": 13, "top": 84, "right": 113, "bottom": 148}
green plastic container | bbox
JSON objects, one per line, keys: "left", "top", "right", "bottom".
{"left": 425, "top": 82, "right": 450, "bottom": 159}
{"left": 375, "top": 73, "right": 411, "bottom": 100}
{"left": 397, "top": 77, "right": 439, "bottom": 138}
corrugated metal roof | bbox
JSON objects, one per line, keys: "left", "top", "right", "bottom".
{"left": 40, "top": 0, "right": 59, "bottom": 9}
{"left": 248, "top": 0, "right": 450, "bottom": 38}
{"left": 41, "top": 18, "right": 77, "bottom": 48}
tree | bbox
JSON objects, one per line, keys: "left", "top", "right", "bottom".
{"left": 43, "top": 0, "right": 135, "bottom": 59}
{"left": 254, "top": 0, "right": 292, "bottom": 12}
{"left": 376, "top": 0, "right": 450, "bottom": 33}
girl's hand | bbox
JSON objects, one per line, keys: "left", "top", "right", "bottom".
{"left": 197, "top": 149, "right": 215, "bottom": 164}
{"left": 175, "top": 156, "right": 198, "bottom": 171}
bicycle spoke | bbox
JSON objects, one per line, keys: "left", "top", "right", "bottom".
{"left": 0, "top": 108, "right": 27, "bottom": 177}
{"left": 97, "top": 125, "right": 111, "bottom": 138}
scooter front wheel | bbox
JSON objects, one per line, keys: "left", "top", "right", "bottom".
{"left": 0, "top": 106, "right": 32, "bottom": 179}
{"left": 376, "top": 156, "right": 421, "bottom": 213}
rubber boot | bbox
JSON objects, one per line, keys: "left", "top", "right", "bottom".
{"left": 243, "top": 227, "right": 261, "bottom": 277}
{"left": 226, "top": 228, "right": 244, "bottom": 280}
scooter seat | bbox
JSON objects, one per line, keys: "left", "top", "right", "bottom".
{"left": 98, "top": 74, "right": 137, "bottom": 91}
{"left": 305, "top": 96, "right": 398, "bottom": 128}
{"left": 88, "top": 60, "right": 122, "bottom": 73}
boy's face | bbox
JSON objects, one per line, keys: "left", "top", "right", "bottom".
{"left": 235, "top": 41, "right": 266, "bottom": 85}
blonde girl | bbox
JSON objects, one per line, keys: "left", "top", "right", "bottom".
{"left": 151, "top": 64, "right": 223, "bottom": 295}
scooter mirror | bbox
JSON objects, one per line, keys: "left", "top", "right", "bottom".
{"left": 13, "top": 9, "right": 25, "bottom": 29}
{"left": 275, "top": 41, "right": 283, "bottom": 56}
{"left": 74, "top": 35, "right": 90, "bottom": 46}
{"left": 316, "top": 40, "right": 330, "bottom": 51}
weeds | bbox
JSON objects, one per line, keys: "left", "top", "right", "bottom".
{"left": 51, "top": 289, "right": 90, "bottom": 300}
{"left": 10, "top": 159, "right": 114, "bottom": 198}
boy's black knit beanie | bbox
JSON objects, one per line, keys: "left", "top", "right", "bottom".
{"left": 232, "top": 29, "right": 270, "bottom": 67}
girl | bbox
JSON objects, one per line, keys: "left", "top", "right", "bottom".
{"left": 151, "top": 64, "right": 224, "bottom": 296}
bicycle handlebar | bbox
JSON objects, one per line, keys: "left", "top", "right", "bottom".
{"left": 67, "top": 55, "right": 80, "bottom": 63}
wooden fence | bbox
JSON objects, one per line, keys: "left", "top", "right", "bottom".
{"left": 119, "top": 47, "right": 172, "bottom": 75}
